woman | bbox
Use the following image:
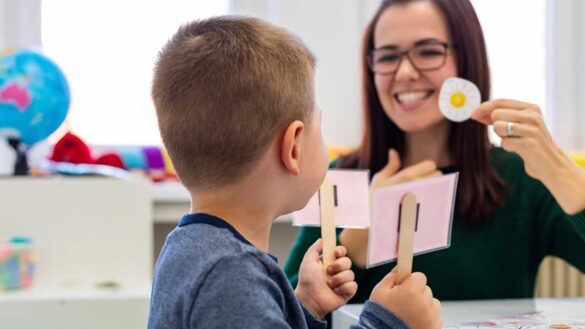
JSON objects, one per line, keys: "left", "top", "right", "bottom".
{"left": 285, "top": 0, "right": 585, "bottom": 301}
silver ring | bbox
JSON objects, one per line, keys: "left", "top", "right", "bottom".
{"left": 506, "top": 121, "right": 516, "bottom": 138}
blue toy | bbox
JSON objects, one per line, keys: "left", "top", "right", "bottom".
{"left": 0, "top": 237, "right": 35, "bottom": 291}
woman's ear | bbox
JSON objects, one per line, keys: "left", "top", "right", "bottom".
{"left": 280, "top": 120, "right": 304, "bottom": 176}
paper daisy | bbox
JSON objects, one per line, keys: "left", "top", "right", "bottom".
{"left": 438, "top": 77, "right": 480, "bottom": 122}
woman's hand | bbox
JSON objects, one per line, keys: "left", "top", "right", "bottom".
{"left": 472, "top": 99, "right": 585, "bottom": 214}
{"left": 340, "top": 149, "right": 442, "bottom": 267}
{"left": 370, "top": 149, "right": 442, "bottom": 190}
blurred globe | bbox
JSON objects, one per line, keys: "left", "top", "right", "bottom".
{"left": 0, "top": 48, "right": 70, "bottom": 145}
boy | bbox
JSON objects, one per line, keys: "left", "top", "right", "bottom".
{"left": 148, "top": 16, "right": 441, "bottom": 329}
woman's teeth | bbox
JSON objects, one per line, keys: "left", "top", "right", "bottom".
{"left": 396, "top": 91, "right": 430, "bottom": 104}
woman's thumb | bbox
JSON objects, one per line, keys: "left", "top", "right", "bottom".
{"left": 382, "top": 149, "right": 401, "bottom": 177}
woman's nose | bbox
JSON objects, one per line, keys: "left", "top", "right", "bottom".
{"left": 394, "top": 56, "right": 420, "bottom": 81}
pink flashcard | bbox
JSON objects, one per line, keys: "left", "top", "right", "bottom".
{"left": 293, "top": 170, "right": 370, "bottom": 228}
{"left": 367, "top": 173, "right": 458, "bottom": 268}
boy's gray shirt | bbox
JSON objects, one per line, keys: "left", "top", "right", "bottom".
{"left": 147, "top": 213, "right": 409, "bottom": 329}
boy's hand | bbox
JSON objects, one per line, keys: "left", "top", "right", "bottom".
{"left": 295, "top": 239, "right": 358, "bottom": 319}
{"left": 370, "top": 269, "right": 442, "bottom": 329}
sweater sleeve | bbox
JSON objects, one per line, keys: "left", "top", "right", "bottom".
{"left": 189, "top": 253, "right": 319, "bottom": 329}
{"left": 532, "top": 176, "right": 585, "bottom": 272}
{"left": 300, "top": 304, "right": 328, "bottom": 329}
{"left": 350, "top": 301, "right": 410, "bottom": 329}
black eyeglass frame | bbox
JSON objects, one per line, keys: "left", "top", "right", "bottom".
{"left": 367, "top": 41, "right": 457, "bottom": 75}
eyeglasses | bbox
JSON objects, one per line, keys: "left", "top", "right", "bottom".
{"left": 367, "top": 41, "right": 456, "bottom": 75}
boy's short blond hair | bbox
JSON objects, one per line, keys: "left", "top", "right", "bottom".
{"left": 152, "top": 16, "right": 316, "bottom": 191}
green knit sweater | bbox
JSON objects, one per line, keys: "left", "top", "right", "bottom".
{"left": 284, "top": 148, "right": 585, "bottom": 301}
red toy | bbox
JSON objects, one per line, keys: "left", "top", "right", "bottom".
{"left": 50, "top": 132, "right": 124, "bottom": 169}
{"left": 49, "top": 132, "right": 92, "bottom": 164}
{"left": 49, "top": 131, "right": 176, "bottom": 180}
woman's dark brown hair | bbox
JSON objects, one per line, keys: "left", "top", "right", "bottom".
{"left": 340, "top": 0, "right": 505, "bottom": 224}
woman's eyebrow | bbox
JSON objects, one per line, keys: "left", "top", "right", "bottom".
{"left": 375, "top": 38, "right": 444, "bottom": 50}
{"left": 414, "top": 38, "right": 443, "bottom": 46}
{"left": 374, "top": 44, "right": 399, "bottom": 51}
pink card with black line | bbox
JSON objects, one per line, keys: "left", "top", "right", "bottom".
{"left": 367, "top": 173, "right": 459, "bottom": 268}
{"left": 293, "top": 170, "right": 370, "bottom": 228}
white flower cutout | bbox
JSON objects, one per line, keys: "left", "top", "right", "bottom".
{"left": 439, "top": 77, "right": 480, "bottom": 122}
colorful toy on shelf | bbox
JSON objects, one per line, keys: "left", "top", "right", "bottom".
{"left": 161, "top": 148, "right": 177, "bottom": 178}
{"left": 328, "top": 145, "right": 353, "bottom": 161}
{"left": 50, "top": 132, "right": 92, "bottom": 164}
{"left": 119, "top": 148, "right": 147, "bottom": 170}
{"left": 48, "top": 131, "right": 177, "bottom": 181}
{"left": 143, "top": 146, "right": 167, "bottom": 182}
{"left": 571, "top": 152, "right": 585, "bottom": 168}
{"left": 0, "top": 48, "right": 70, "bottom": 175}
{"left": 0, "top": 237, "right": 36, "bottom": 292}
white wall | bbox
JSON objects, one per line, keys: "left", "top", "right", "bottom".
{"left": 0, "top": 0, "right": 583, "bottom": 149}
{"left": 547, "top": 0, "right": 585, "bottom": 150}
{"left": 231, "top": 0, "right": 377, "bottom": 147}
{"left": 0, "top": 0, "right": 42, "bottom": 48}
{"left": 0, "top": 0, "right": 43, "bottom": 175}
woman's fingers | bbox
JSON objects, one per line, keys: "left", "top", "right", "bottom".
{"left": 472, "top": 99, "right": 541, "bottom": 125}
{"left": 372, "top": 150, "right": 444, "bottom": 191}
{"left": 500, "top": 136, "right": 540, "bottom": 154}
{"left": 397, "top": 160, "right": 438, "bottom": 182}
{"left": 471, "top": 99, "right": 550, "bottom": 145}
{"left": 375, "top": 149, "right": 402, "bottom": 179}
{"left": 371, "top": 149, "right": 402, "bottom": 190}
{"left": 428, "top": 170, "right": 443, "bottom": 178}
{"left": 491, "top": 109, "right": 545, "bottom": 129}
{"left": 375, "top": 163, "right": 442, "bottom": 189}
{"left": 492, "top": 121, "right": 537, "bottom": 139}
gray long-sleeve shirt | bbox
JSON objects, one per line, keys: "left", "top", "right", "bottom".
{"left": 148, "top": 213, "right": 408, "bottom": 329}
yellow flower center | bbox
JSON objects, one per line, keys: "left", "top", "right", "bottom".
{"left": 450, "top": 92, "right": 466, "bottom": 108}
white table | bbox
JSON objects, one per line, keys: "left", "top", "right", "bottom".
{"left": 333, "top": 298, "right": 585, "bottom": 328}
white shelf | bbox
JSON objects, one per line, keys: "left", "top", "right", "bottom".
{"left": 0, "top": 285, "right": 150, "bottom": 302}
{"left": 152, "top": 181, "right": 190, "bottom": 203}
{"left": 0, "top": 286, "right": 150, "bottom": 329}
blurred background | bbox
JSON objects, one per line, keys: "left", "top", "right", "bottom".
{"left": 0, "top": 1, "right": 583, "bottom": 328}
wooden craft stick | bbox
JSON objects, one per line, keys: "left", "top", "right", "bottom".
{"left": 319, "top": 176, "right": 336, "bottom": 268}
{"left": 396, "top": 192, "right": 417, "bottom": 284}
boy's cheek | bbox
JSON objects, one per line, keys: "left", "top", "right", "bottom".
{"left": 320, "top": 143, "right": 329, "bottom": 174}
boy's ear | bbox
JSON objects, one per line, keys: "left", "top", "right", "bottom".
{"left": 280, "top": 120, "right": 305, "bottom": 176}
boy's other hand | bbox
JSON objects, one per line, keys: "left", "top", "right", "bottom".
{"left": 370, "top": 269, "right": 442, "bottom": 329}
{"left": 295, "top": 239, "right": 358, "bottom": 319}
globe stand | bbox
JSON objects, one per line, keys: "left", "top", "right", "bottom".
{"left": 7, "top": 137, "right": 29, "bottom": 176}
